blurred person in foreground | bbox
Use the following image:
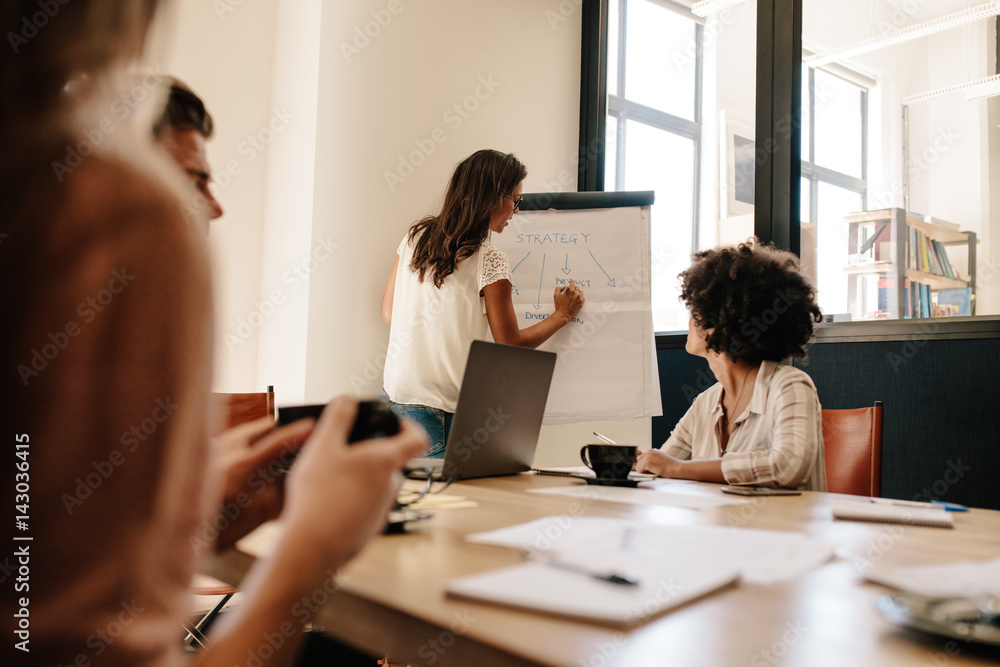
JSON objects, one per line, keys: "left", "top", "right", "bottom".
{"left": 0, "top": 2, "right": 426, "bottom": 666}
{"left": 636, "top": 240, "right": 827, "bottom": 490}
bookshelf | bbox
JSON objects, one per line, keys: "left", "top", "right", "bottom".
{"left": 843, "top": 208, "right": 977, "bottom": 320}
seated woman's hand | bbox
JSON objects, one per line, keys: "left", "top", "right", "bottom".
{"left": 282, "top": 396, "right": 429, "bottom": 568}
{"left": 636, "top": 448, "right": 683, "bottom": 478}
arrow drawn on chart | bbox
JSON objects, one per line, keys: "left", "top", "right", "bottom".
{"left": 511, "top": 252, "right": 530, "bottom": 274}
{"left": 589, "top": 249, "right": 616, "bottom": 287}
{"left": 534, "top": 253, "right": 546, "bottom": 310}
{"left": 561, "top": 254, "right": 571, "bottom": 275}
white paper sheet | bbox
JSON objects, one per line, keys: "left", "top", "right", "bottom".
{"left": 528, "top": 481, "right": 749, "bottom": 510}
{"left": 467, "top": 516, "right": 835, "bottom": 585}
{"left": 866, "top": 556, "right": 1000, "bottom": 599}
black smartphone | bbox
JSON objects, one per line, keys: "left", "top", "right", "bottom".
{"left": 277, "top": 400, "right": 400, "bottom": 443}
{"left": 720, "top": 486, "right": 802, "bottom": 496}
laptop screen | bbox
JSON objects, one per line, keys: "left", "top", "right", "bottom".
{"left": 421, "top": 340, "right": 557, "bottom": 480}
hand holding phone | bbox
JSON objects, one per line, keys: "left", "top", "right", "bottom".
{"left": 278, "top": 399, "right": 400, "bottom": 443}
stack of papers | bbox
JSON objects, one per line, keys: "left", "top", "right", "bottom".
{"left": 463, "top": 516, "right": 834, "bottom": 584}
{"left": 528, "top": 482, "right": 749, "bottom": 510}
{"left": 866, "top": 556, "right": 1000, "bottom": 598}
{"left": 447, "top": 549, "right": 738, "bottom": 626}
{"left": 448, "top": 517, "right": 834, "bottom": 624}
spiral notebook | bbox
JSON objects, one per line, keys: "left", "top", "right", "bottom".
{"left": 831, "top": 500, "right": 954, "bottom": 528}
{"left": 445, "top": 549, "right": 739, "bottom": 626}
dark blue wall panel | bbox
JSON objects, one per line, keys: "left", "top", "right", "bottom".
{"left": 795, "top": 340, "right": 1000, "bottom": 510}
{"left": 652, "top": 347, "right": 710, "bottom": 447}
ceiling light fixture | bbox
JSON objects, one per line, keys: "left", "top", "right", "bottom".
{"left": 902, "top": 73, "right": 1000, "bottom": 105}
{"left": 691, "top": 0, "right": 747, "bottom": 18}
{"left": 965, "top": 75, "right": 1000, "bottom": 101}
{"left": 805, "top": 1, "right": 1000, "bottom": 67}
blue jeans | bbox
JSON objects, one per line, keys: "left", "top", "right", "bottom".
{"left": 379, "top": 389, "right": 453, "bottom": 458}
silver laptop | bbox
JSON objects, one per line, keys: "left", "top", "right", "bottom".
{"left": 406, "top": 340, "right": 556, "bottom": 480}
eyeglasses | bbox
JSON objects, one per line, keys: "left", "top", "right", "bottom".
{"left": 504, "top": 195, "right": 524, "bottom": 210}
{"left": 394, "top": 472, "right": 456, "bottom": 511}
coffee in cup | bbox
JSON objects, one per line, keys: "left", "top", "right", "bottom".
{"left": 580, "top": 443, "right": 637, "bottom": 482}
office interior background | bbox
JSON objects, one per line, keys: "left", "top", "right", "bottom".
{"left": 151, "top": 0, "right": 1000, "bottom": 506}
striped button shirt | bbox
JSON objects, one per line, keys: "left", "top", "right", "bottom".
{"left": 661, "top": 360, "right": 827, "bottom": 491}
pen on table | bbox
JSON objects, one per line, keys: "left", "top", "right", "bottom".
{"left": 593, "top": 431, "right": 617, "bottom": 445}
{"left": 870, "top": 498, "right": 969, "bottom": 512}
{"left": 932, "top": 500, "right": 969, "bottom": 512}
{"left": 523, "top": 550, "right": 638, "bottom": 586}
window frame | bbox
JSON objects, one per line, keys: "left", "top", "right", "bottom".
{"left": 800, "top": 66, "right": 868, "bottom": 227}
{"left": 605, "top": 0, "right": 704, "bottom": 253}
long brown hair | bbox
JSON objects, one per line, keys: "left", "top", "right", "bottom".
{"left": 408, "top": 149, "right": 526, "bottom": 288}
{"left": 0, "top": 0, "right": 160, "bottom": 164}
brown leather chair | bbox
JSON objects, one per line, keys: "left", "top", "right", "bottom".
{"left": 822, "top": 401, "right": 883, "bottom": 497}
{"left": 210, "top": 385, "right": 275, "bottom": 435}
{"left": 188, "top": 385, "right": 275, "bottom": 648}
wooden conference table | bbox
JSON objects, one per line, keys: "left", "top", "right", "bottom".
{"left": 210, "top": 474, "right": 1000, "bottom": 666}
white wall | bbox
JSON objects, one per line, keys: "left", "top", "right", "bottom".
{"left": 152, "top": 0, "right": 281, "bottom": 392}
{"left": 255, "top": 0, "right": 323, "bottom": 404}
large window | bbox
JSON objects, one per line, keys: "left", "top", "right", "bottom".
{"left": 584, "top": 0, "right": 1000, "bottom": 331}
{"left": 604, "top": 0, "right": 703, "bottom": 333}
{"left": 799, "top": 66, "right": 868, "bottom": 318}
{"left": 597, "top": 0, "right": 760, "bottom": 333}
{"left": 803, "top": 0, "right": 998, "bottom": 321}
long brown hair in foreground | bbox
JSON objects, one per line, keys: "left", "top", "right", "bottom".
{"left": 408, "top": 149, "right": 526, "bottom": 288}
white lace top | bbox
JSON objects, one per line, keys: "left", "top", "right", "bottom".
{"left": 383, "top": 232, "right": 511, "bottom": 412}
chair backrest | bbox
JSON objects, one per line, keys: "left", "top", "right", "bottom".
{"left": 821, "top": 401, "right": 883, "bottom": 497}
{"left": 211, "top": 385, "right": 275, "bottom": 434}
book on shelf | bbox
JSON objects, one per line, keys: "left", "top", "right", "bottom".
{"left": 902, "top": 280, "right": 968, "bottom": 319}
{"left": 908, "top": 227, "right": 959, "bottom": 279}
{"left": 903, "top": 278, "right": 913, "bottom": 317}
{"left": 937, "top": 288, "right": 972, "bottom": 317}
{"left": 876, "top": 276, "right": 912, "bottom": 318}
{"left": 877, "top": 276, "right": 889, "bottom": 313}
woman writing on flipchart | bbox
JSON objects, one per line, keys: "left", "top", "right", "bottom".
{"left": 381, "top": 149, "right": 585, "bottom": 455}
{"left": 636, "top": 240, "right": 828, "bottom": 490}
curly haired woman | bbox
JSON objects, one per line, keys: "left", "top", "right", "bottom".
{"left": 637, "top": 240, "right": 827, "bottom": 490}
